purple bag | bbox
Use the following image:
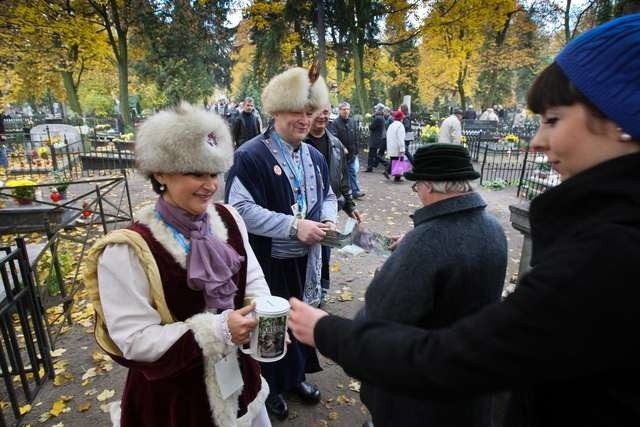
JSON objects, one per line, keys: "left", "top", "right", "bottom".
{"left": 391, "top": 157, "right": 412, "bottom": 176}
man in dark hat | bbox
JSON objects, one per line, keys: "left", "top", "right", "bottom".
{"left": 290, "top": 143, "right": 508, "bottom": 427}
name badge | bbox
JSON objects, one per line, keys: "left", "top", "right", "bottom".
{"left": 214, "top": 354, "right": 243, "bottom": 399}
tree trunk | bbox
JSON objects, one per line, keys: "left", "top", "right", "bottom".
{"left": 61, "top": 71, "right": 82, "bottom": 115}
{"left": 316, "top": 0, "right": 327, "bottom": 78}
{"left": 294, "top": 20, "right": 303, "bottom": 67}
{"left": 351, "top": 36, "right": 367, "bottom": 115}
{"left": 117, "top": 34, "right": 131, "bottom": 129}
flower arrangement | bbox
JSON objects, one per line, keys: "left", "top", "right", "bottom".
{"left": 421, "top": 125, "right": 440, "bottom": 143}
{"left": 6, "top": 178, "right": 38, "bottom": 202}
{"left": 52, "top": 171, "right": 72, "bottom": 193}
{"left": 503, "top": 133, "right": 519, "bottom": 143}
{"left": 95, "top": 124, "right": 111, "bottom": 131}
{"left": 37, "top": 146, "right": 50, "bottom": 159}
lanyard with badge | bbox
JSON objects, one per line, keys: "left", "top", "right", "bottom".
{"left": 273, "top": 132, "right": 306, "bottom": 219}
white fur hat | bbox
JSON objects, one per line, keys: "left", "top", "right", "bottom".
{"left": 261, "top": 66, "right": 330, "bottom": 114}
{"left": 135, "top": 102, "right": 234, "bottom": 176}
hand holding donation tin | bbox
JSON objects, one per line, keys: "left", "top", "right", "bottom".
{"left": 241, "top": 296, "right": 290, "bottom": 362}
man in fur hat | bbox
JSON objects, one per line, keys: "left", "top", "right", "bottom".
{"left": 225, "top": 66, "right": 338, "bottom": 420}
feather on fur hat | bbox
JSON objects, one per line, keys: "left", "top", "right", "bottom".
{"left": 261, "top": 65, "right": 330, "bottom": 114}
{"left": 135, "top": 102, "right": 234, "bottom": 176}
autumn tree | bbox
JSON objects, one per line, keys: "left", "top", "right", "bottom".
{"left": 88, "top": 0, "right": 134, "bottom": 128}
{"left": 131, "top": 0, "right": 235, "bottom": 106}
{"left": 0, "top": 0, "right": 110, "bottom": 115}
{"left": 417, "top": 0, "right": 516, "bottom": 112}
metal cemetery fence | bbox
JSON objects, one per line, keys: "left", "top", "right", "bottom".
{"left": 0, "top": 239, "right": 54, "bottom": 426}
{"left": 1, "top": 129, "right": 135, "bottom": 181}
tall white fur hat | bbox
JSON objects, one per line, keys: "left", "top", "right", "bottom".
{"left": 261, "top": 65, "right": 330, "bottom": 114}
{"left": 135, "top": 102, "right": 234, "bottom": 176}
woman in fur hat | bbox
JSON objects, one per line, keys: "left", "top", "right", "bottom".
{"left": 84, "top": 103, "right": 271, "bottom": 427}
{"left": 288, "top": 13, "right": 640, "bottom": 427}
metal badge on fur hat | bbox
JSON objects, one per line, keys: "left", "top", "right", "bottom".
{"left": 261, "top": 64, "right": 330, "bottom": 114}
{"left": 135, "top": 102, "right": 234, "bottom": 176}
{"left": 556, "top": 13, "right": 640, "bottom": 140}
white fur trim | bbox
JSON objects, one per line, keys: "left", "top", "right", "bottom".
{"left": 186, "top": 312, "right": 239, "bottom": 427}
{"left": 237, "top": 376, "right": 269, "bottom": 427}
{"left": 261, "top": 67, "right": 330, "bottom": 114}
{"left": 136, "top": 205, "right": 230, "bottom": 269}
{"left": 136, "top": 102, "right": 234, "bottom": 176}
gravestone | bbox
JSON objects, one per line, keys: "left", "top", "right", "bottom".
{"left": 30, "top": 124, "right": 82, "bottom": 150}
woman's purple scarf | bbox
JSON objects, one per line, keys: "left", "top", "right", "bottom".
{"left": 155, "top": 197, "right": 244, "bottom": 310}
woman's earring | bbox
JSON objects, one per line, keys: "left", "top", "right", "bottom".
{"left": 159, "top": 184, "right": 166, "bottom": 192}
{"left": 617, "top": 127, "right": 632, "bottom": 142}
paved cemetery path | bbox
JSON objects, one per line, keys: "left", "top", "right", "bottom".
{"left": 20, "top": 159, "right": 523, "bottom": 427}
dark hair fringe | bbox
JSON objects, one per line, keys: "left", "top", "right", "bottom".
{"left": 149, "top": 175, "right": 164, "bottom": 195}
{"left": 526, "top": 62, "right": 606, "bottom": 119}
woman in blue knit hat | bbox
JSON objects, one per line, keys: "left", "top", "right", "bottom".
{"left": 287, "top": 13, "right": 640, "bottom": 427}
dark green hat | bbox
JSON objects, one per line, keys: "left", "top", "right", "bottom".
{"left": 404, "top": 144, "right": 480, "bottom": 182}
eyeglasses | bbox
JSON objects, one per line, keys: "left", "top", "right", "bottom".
{"left": 411, "top": 182, "right": 420, "bottom": 192}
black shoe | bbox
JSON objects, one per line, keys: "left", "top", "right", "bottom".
{"left": 292, "top": 381, "right": 321, "bottom": 403}
{"left": 353, "top": 192, "right": 366, "bottom": 199}
{"left": 393, "top": 176, "right": 402, "bottom": 182}
{"left": 383, "top": 171, "right": 390, "bottom": 180}
{"left": 365, "top": 167, "right": 373, "bottom": 172}
{"left": 265, "top": 393, "right": 288, "bottom": 420}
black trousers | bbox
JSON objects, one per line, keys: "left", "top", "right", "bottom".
{"left": 367, "top": 146, "right": 387, "bottom": 168}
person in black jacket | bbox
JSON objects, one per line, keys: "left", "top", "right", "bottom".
{"left": 329, "top": 102, "right": 365, "bottom": 198}
{"left": 366, "top": 105, "right": 387, "bottom": 172}
{"left": 306, "top": 103, "right": 361, "bottom": 306}
{"left": 288, "top": 14, "right": 640, "bottom": 427}
{"left": 231, "top": 97, "right": 261, "bottom": 148}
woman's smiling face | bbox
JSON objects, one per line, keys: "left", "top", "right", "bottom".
{"left": 530, "top": 103, "right": 637, "bottom": 180}
{"left": 154, "top": 172, "right": 218, "bottom": 216}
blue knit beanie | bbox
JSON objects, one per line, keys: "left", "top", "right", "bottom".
{"left": 556, "top": 13, "right": 640, "bottom": 140}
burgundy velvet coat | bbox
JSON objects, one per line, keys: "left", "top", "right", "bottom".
{"left": 109, "top": 204, "right": 262, "bottom": 427}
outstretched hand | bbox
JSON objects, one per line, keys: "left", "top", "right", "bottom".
{"left": 228, "top": 303, "right": 258, "bottom": 345}
{"left": 288, "top": 298, "right": 328, "bottom": 347}
{"left": 389, "top": 234, "right": 404, "bottom": 251}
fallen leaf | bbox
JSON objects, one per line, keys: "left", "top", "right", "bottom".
{"left": 91, "top": 351, "right": 106, "bottom": 362}
{"left": 38, "top": 412, "right": 52, "bottom": 422}
{"left": 328, "top": 411, "right": 339, "bottom": 420}
{"left": 84, "top": 389, "right": 98, "bottom": 396}
{"left": 77, "top": 401, "right": 92, "bottom": 412}
{"left": 53, "top": 372, "right": 73, "bottom": 386}
{"left": 99, "top": 403, "right": 111, "bottom": 413}
{"left": 348, "top": 380, "right": 361, "bottom": 392}
{"left": 52, "top": 423, "right": 64, "bottom": 427}
{"left": 51, "top": 348, "right": 66, "bottom": 357}
{"left": 81, "top": 367, "right": 97, "bottom": 380}
{"left": 97, "top": 389, "right": 115, "bottom": 402}
{"left": 19, "top": 404, "right": 32, "bottom": 415}
{"left": 60, "top": 395, "right": 73, "bottom": 402}
{"left": 339, "top": 291, "right": 353, "bottom": 302}
{"left": 50, "top": 400, "right": 67, "bottom": 416}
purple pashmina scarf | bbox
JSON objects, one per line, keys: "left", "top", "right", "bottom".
{"left": 155, "top": 197, "right": 243, "bottom": 310}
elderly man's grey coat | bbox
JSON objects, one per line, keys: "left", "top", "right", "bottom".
{"left": 361, "top": 191, "right": 507, "bottom": 427}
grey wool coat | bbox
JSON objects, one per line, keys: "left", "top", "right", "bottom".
{"left": 361, "top": 191, "right": 507, "bottom": 427}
